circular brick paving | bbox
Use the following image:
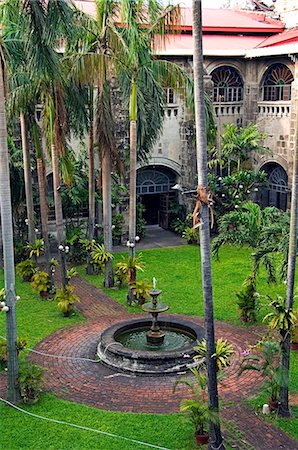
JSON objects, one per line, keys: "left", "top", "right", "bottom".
{"left": 30, "top": 313, "right": 263, "bottom": 414}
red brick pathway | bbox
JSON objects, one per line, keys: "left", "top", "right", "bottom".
{"left": 1, "top": 274, "right": 297, "bottom": 449}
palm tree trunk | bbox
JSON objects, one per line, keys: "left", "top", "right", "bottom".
{"left": 20, "top": 112, "right": 35, "bottom": 245}
{"left": 192, "top": 1, "right": 225, "bottom": 448}
{"left": 0, "top": 60, "right": 21, "bottom": 403}
{"left": 51, "top": 143, "right": 67, "bottom": 288}
{"left": 102, "top": 149, "right": 114, "bottom": 287}
{"left": 129, "top": 82, "right": 137, "bottom": 259}
{"left": 279, "top": 90, "right": 298, "bottom": 417}
{"left": 87, "top": 115, "right": 95, "bottom": 275}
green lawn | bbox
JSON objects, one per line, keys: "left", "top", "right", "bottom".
{"left": 1, "top": 244, "right": 297, "bottom": 448}
{"left": 0, "top": 272, "right": 82, "bottom": 347}
{"left": 78, "top": 244, "right": 288, "bottom": 325}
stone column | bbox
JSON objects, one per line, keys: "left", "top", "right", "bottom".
{"left": 243, "top": 60, "right": 259, "bottom": 126}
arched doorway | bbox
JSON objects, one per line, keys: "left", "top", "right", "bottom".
{"left": 259, "top": 162, "right": 289, "bottom": 211}
{"left": 136, "top": 166, "right": 177, "bottom": 228}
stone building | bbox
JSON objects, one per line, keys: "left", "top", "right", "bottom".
{"left": 75, "top": 1, "right": 298, "bottom": 226}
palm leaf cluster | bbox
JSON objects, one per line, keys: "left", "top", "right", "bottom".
{"left": 212, "top": 201, "right": 290, "bottom": 283}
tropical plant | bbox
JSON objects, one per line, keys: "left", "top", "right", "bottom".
{"left": 263, "top": 296, "right": 296, "bottom": 342}
{"left": 194, "top": 338, "right": 234, "bottom": 372}
{"left": 16, "top": 259, "right": 37, "bottom": 282}
{"left": 26, "top": 239, "right": 44, "bottom": 258}
{"left": 31, "top": 271, "right": 50, "bottom": 296}
{"left": 112, "top": 213, "right": 124, "bottom": 245}
{"left": 239, "top": 340, "right": 282, "bottom": 404}
{"left": 182, "top": 227, "right": 199, "bottom": 245}
{"left": 212, "top": 201, "right": 290, "bottom": 283}
{"left": 56, "top": 285, "right": 80, "bottom": 317}
{"left": 0, "top": 337, "right": 28, "bottom": 370}
{"left": 235, "top": 274, "right": 259, "bottom": 323}
{"left": 221, "top": 122, "right": 269, "bottom": 174}
{"left": 91, "top": 244, "right": 113, "bottom": 273}
{"left": 18, "top": 359, "right": 44, "bottom": 404}
{"left": 174, "top": 367, "right": 218, "bottom": 438}
{"left": 129, "top": 279, "right": 152, "bottom": 305}
{"left": 116, "top": 254, "right": 145, "bottom": 285}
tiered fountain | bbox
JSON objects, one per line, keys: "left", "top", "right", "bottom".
{"left": 97, "top": 282, "right": 204, "bottom": 374}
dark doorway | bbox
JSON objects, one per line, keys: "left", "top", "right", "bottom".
{"left": 141, "top": 194, "right": 160, "bottom": 225}
{"left": 137, "top": 166, "right": 177, "bottom": 229}
{"left": 259, "top": 163, "right": 289, "bottom": 211}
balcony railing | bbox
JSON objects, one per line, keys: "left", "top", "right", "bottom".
{"left": 213, "top": 102, "right": 243, "bottom": 117}
{"left": 258, "top": 101, "right": 291, "bottom": 118}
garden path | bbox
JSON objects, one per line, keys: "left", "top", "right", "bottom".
{"left": 6, "top": 274, "right": 294, "bottom": 450}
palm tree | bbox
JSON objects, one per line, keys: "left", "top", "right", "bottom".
{"left": 279, "top": 94, "right": 298, "bottom": 417}
{"left": 20, "top": 112, "right": 35, "bottom": 245}
{"left": 0, "top": 15, "right": 21, "bottom": 403}
{"left": 118, "top": 0, "right": 192, "bottom": 260}
{"left": 192, "top": 1, "right": 225, "bottom": 448}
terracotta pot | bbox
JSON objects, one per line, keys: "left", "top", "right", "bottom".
{"left": 269, "top": 398, "right": 279, "bottom": 411}
{"left": 290, "top": 342, "right": 298, "bottom": 351}
{"left": 195, "top": 433, "right": 209, "bottom": 446}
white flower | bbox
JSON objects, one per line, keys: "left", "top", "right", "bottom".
{"left": 284, "top": 279, "right": 287, "bottom": 285}
{"left": 239, "top": 184, "right": 243, "bottom": 189}
{"left": 135, "top": 236, "right": 140, "bottom": 242}
{"left": 16, "top": 296, "right": 20, "bottom": 301}
{"left": 111, "top": 225, "right": 115, "bottom": 230}
{"left": 221, "top": 194, "right": 225, "bottom": 198}
{"left": 92, "top": 239, "right": 96, "bottom": 243}
{"left": 65, "top": 246, "right": 70, "bottom": 253}
{"left": 253, "top": 292, "right": 260, "bottom": 298}
{"left": 218, "top": 177, "right": 222, "bottom": 181}
{"left": 247, "top": 190, "right": 250, "bottom": 194}
{"left": 254, "top": 188, "right": 258, "bottom": 192}
{"left": 235, "top": 205, "right": 239, "bottom": 209}
{"left": 35, "top": 228, "right": 39, "bottom": 233}
{"left": 235, "top": 195, "right": 239, "bottom": 199}
{"left": 58, "top": 244, "right": 64, "bottom": 251}
{"left": 25, "top": 219, "right": 29, "bottom": 225}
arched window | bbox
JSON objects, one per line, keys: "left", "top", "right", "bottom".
{"left": 211, "top": 66, "right": 243, "bottom": 102}
{"left": 262, "top": 64, "right": 294, "bottom": 101}
{"left": 136, "top": 168, "right": 176, "bottom": 195}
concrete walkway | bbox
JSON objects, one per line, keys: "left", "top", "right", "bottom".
{"left": 113, "top": 224, "right": 186, "bottom": 252}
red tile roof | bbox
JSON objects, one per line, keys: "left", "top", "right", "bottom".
{"left": 256, "top": 27, "right": 298, "bottom": 47}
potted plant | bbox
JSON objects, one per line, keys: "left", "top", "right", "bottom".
{"left": 16, "top": 259, "right": 37, "bottom": 282}
{"left": 129, "top": 279, "right": 152, "bottom": 305}
{"left": 31, "top": 271, "right": 51, "bottom": 297}
{"left": 56, "top": 285, "right": 80, "bottom": 317}
{"left": 174, "top": 368, "right": 218, "bottom": 446}
{"left": 194, "top": 338, "right": 234, "bottom": 371}
{"left": 239, "top": 340, "right": 281, "bottom": 410}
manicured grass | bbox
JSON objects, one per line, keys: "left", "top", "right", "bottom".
{"left": 0, "top": 272, "right": 82, "bottom": 347}
{"left": 78, "top": 244, "right": 288, "bottom": 325}
{"left": 0, "top": 394, "right": 195, "bottom": 450}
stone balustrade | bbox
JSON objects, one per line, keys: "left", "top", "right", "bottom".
{"left": 213, "top": 102, "right": 243, "bottom": 117}
{"left": 258, "top": 101, "right": 291, "bottom": 118}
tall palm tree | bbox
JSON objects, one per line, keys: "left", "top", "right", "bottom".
{"left": 279, "top": 93, "right": 298, "bottom": 416}
{"left": 118, "top": 0, "right": 191, "bottom": 258}
{"left": 0, "top": 15, "right": 21, "bottom": 403}
{"left": 20, "top": 112, "right": 35, "bottom": 245}
{"left": 192, "top": 1, "right": 225, "bottom": 448}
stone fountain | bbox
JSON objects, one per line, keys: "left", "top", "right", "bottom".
{"left": 97, "top": 285, "right": 204, "bottom": 374}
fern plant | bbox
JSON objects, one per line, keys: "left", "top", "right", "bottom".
{"left": 16, "top": 259, "right": 37, "bottom": 282}
{"left": 91, "top": 244, "right": 113, "bottom": 271}
{"left": 56, "top": 285, "right": 80, "bottom": 317}
{"left": 18, "top": 359, "right": 44, "bottom": 404}
{"left": 235, "top": 274, "right": 259, "bottom": 323}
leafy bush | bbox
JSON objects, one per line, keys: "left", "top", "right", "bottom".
{"left": 112, "top": 213, "right": 124, "bottom": 245}
{"left": 235, "top": 274, "right": 259, "bottom": 323}
{"left": 0, "top": 337, "right": 28, "bottom": 370}
{"left": 27, "top": 239, "right": 44, "bottom": 258}
{"left": 56, "top": 285, "right": 80, "bottom": 317}
{"left": 18, "top": 359, "right": 44, "bottom": 404}
{"left": 194, "top": 338, "right": 234, "bottom": 371}
{"left": 16, "top": 259, "right": 37, "bottom": 282}
{"left": 31, "top": 271, "right": 50, "bottom": 295}
{"left": 91, "top": 244, "right": 113, "bottom": 272}
{"left": 115, "top": 254, "right": 144, "bottom": 285}
{"left": 129, "top": 279, "right": 152, "bottom": 304}
{"left": 182, "top": 227, "right": 199, "bottom": 244}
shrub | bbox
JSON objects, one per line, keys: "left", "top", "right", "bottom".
{"left": 0, "top": 337, "right": 28, "bottom": 370}
{"left": 91, "top": 244, "right": 113, "bottom": 272}
{"left": 235, "top": 274, "right": 259, "bottom": 323}
{"left": 56, "top": 285, "right": 80, "bottom": 317}
{"left": 18, "top": 359, "right": 44, "bottom": 404}
{"left": 194, "top": 338, "right": 234, "bottom": 371}
{"left": 27, "top": 239, "right": 45, "bottom": 258}
{"left": 16, "top": 259, "right": 37, "bottom": 282}
{"left": 31, "top": 271, "right": 50, "bottom": 296}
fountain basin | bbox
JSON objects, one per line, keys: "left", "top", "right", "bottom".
{"left": 97, "top": 317, "right": 204, "bottom": 374}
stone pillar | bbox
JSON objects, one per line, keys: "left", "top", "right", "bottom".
{"left": 243, "top": 60, "right": 259, "bottom": 126}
